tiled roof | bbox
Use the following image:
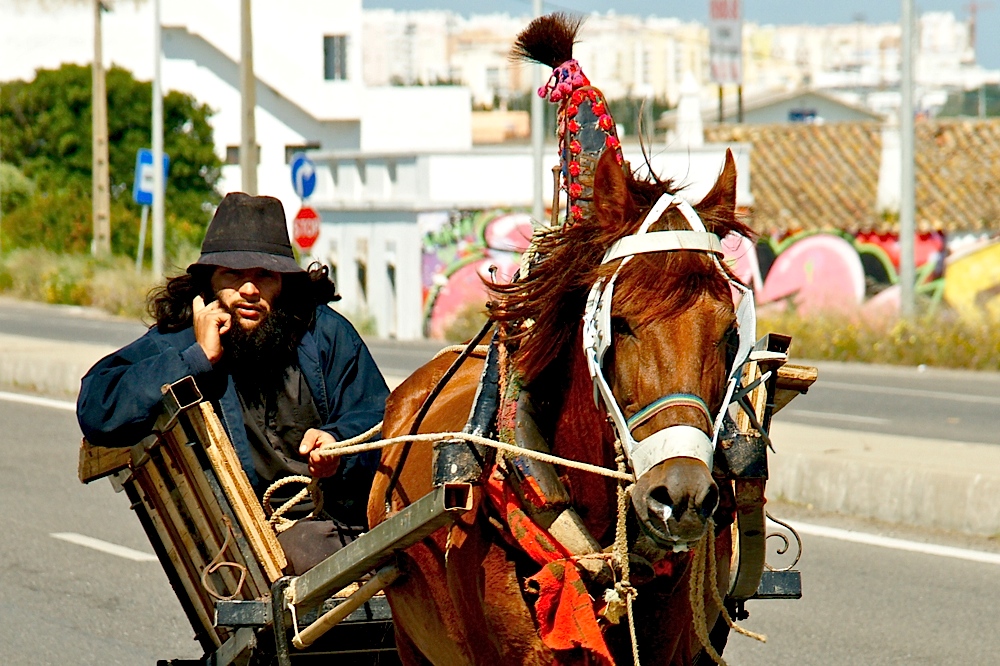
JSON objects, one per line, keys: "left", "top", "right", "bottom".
{"left": 704, "top": 119, "right": 1000, "bottom": 234}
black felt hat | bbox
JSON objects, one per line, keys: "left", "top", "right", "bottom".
{"left": 190, "top": 192, "right": 304, "bottom": 274}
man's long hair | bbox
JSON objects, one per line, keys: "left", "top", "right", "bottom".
{"left": 147, "top": 263, "right": 340, "bottom": 339}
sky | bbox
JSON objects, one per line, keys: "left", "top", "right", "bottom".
{"left": 366, "top": 1, "right": 1000, "bottom": 69}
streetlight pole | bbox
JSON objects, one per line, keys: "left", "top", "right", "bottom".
{"left": 240, "top": 0, "right": 258, "bottom": 195}
{"left": 152, "top": 0, "right": 165, "bottom": 280}
{"left": 899, "top": 0, "right": 916, "bottom": 318}
{"left": 92, "top": 0, "right": 111, "bottom": 256}
{"left": 531, "top": 0, "right": 544, "bottom": 225}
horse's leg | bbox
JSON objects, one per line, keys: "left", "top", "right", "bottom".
{"left": 479, "top": 542, "right": 553, "bottom": 665}
{"left": 394, "top": 621, "right": 434, "bottom": 666}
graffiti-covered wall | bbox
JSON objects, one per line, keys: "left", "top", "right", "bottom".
{"left": 725, "top": 229, "right": 1000, "bottom": 318}
{"left": 419, "top": 210, "right": 1000, "bottom": 338}
{"left": 420, "top": 210, "right": 534, "bottom": 338}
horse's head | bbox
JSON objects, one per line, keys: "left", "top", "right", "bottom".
{"left": 589, "top": 148, "right": 749, "bottom": 549}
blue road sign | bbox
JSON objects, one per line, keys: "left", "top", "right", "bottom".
{"left": 133, "top": 148, "right": 170, "bottom": 206}
{"left": 290, "top": 152, "right": 317, "bottom": 199}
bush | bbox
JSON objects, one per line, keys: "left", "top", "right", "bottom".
{"left": 0, "top": 162, "right": 35, "bottom": 213}
{"left": 443, "top": 301, "right": 490, "bottom": 343}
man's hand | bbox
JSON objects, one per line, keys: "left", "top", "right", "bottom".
{"left": 299, "top": 428, "right": 341, "bottom": 478}
{"left": 193, "top": 295, "right": 231, "bottom": 365}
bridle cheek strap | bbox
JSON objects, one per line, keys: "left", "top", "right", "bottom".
{"left": 581, "top": 191, "right": 757, "bottom": 480}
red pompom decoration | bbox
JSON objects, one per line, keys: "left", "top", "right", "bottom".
{"left": 570, "top": 205, "right": 584, "bottom": 220}
{"left": 598, "top": 114, "right": 614, "bottom": 131}
{"left": 567, "top": 119, "right": 581, "bottom": 133}
{"left": 569, "top": 140, "right": 582, "bottom": 154}
{"left": 592, "top": 101, "right": 606, "bottom": 116}
{"left": 605, "top": 135, "right": 620, "bottom": 150}
{"left": 568, "top": 161, "right": 581, "bottom": 177}
{"left": 571, "top": 90, "right": 585, "bottom": 105}
{"left": 569, "top": 182, "right": 583, "bottom": 199}
{"left": 566, "top": 104, "right": 579, "bottom": 117}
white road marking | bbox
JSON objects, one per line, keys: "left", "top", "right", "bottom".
{"left": 0, "top": 391, "right": 75, "bottom": 411}
{"left": 819, "top": 381, "right": 1000, "bottom": 405}
{"left": 785, "top": 409, "right": 890, "bottom": 425}
{"left": 787, "top": 521, "right": 1000, "bottom": 566}
{"left": 50, "top": 533, "right": 158, "bottom": 562}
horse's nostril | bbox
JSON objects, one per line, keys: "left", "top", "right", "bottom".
{"left": 649, "top": 486, "right": 672, "bottom": 509}
{"left": 700, "top": 485, "right": 719, "bottom": 518}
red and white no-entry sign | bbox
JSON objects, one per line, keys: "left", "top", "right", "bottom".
{"left": 293, "top": 206, "right": 320, "bottom": 250}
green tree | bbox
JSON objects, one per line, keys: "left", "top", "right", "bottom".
{"left": 0, "top": 63, "right": 221, "bottom": 255}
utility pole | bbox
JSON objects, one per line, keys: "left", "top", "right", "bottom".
{"left": 531, "top": 0, "right": 544, "bottom": 224}
{"left": 92, "top": 0, "right": 111, "bottom": 256}
{"left": 899, "top": 0, "right": 916, "bottom": 318}
{"left": 152, "top": 0, "right": 165, "bottom": 280}
{"left": 240, "top": 0, "right": 258, "bottom": 195}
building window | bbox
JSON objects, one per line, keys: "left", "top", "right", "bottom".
{"left": 225, "top": 145, "right": 261, "bottom": 165}
{"left": 285, "top": 143, "right": 321, "bottom": 164}
{"left": 324, "top": 35, "right": 348, "bottom": 81}
{"left": 789, "top": 108, "right": 818, "bottom": 123}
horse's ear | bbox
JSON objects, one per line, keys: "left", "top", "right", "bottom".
{"left": 696, "top": 148, "right": 737, "bottom": 233}
{"left": 592, "top": 149, "right": 630, "bottom": 229}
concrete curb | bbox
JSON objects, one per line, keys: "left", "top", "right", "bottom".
{"left": 2, "top": 331, "right": 998, "bottom": 537}
{"left": 768, "top": 421, "right": 1000, "bottom": 537}
{"left": 0, "top": 333, "right": 115, "bottom": 398}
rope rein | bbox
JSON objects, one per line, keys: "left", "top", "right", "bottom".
{"left": 688, "top": 519, "right": 767, "bottom": 666}
{"left": 307, "top": 422, "right": 634, "bottom": 482}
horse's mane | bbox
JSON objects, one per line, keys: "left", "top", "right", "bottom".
{"left": 490, "top": 171, "right": 753, "bottom": 384}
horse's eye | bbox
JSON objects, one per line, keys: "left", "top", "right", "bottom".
{"left": 612, "top": 317, "right": 635, "bottom": 338}
{"left": 724, "top": 325, "right": 739, "bottom": 368}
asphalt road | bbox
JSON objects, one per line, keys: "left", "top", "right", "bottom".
{"left": 2, "top": 395, "right": 1000, "bottom": 664}
{"left": 2, "top": 298, "right": 997, "bottom": 445}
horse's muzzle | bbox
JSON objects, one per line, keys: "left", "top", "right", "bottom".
{"left": 631, "top": 457, "right": 719, "bottom": 549}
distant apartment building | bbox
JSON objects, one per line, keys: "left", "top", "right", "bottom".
{"left": 362, "top": 8, "right": 999, "bottom": 119}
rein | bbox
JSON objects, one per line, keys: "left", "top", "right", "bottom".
{"left": 382, "top": 317, "right": 495, "bottom": 512}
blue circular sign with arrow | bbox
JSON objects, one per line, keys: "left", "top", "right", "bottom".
{"left": 290, "top": 152, "right": 317, "bottom": 200}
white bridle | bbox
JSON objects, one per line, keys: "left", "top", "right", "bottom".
{"left": 581, "top": 193, "right": 757, "bottom": 479}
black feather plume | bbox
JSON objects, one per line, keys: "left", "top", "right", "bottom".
{"left": 510, "top": 13, "right": 584, "bottom": 68}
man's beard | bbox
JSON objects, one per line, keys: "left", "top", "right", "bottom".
{"left": 223, "top": 303, "right": 300, "bottom": 391}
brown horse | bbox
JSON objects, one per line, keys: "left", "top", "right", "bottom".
{"left": 368, "top": 148, "right": 753, "bottom": 665}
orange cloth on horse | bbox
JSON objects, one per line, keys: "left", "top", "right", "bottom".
{"left": 485, "top": 466, "right": 615, "bottom": 666}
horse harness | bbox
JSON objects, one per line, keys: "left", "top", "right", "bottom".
{"left": 581, "top": 192, "right": 758, "bottom": 480}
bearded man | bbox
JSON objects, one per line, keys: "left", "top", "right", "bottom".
{"left": 77, "top": 193, "right": 389, "bottom": 573}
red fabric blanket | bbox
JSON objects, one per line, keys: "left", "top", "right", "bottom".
{"left": 485, "top": 467, "right": 615, "bottom": 666}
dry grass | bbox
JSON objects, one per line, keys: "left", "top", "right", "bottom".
{"left": 760, "top": 310, "right": 1000, "bottom": 371}
{"left": 0, "top": 247, "right": 196, "bottom": 319}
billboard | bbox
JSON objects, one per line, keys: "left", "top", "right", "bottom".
{"left": 709, "top": 0, "right": 743, "bottom": 85}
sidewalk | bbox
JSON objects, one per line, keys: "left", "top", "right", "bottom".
{"left": 3, "top": 331, "right": 998, "bottom": 537}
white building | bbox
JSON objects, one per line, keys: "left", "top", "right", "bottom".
{"left": 0, "top": 0, "right": 472, "bottom": 227}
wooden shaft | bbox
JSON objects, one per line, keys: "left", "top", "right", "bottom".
{"left": 291, "top": 565, "right": 402, "bottom": 649}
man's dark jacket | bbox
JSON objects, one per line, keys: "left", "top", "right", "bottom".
{"left": 77, "top": 306, "right": 388, "bottom": 498}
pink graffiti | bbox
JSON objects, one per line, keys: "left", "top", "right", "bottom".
{"left": 428, "top": 254, "right": 521, "bottom": 339}
{"left": 757, "top": 234, "right": 866, "bottom": 312}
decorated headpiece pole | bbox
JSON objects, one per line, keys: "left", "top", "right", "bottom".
{"left": 512, "top": 13, "right": 626, "bottom": 226}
